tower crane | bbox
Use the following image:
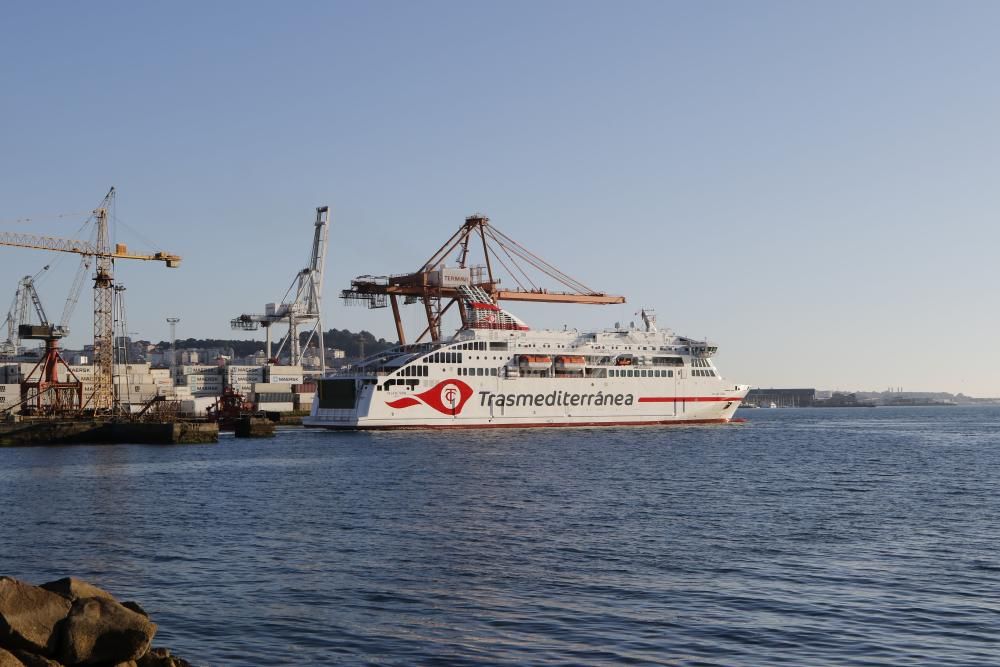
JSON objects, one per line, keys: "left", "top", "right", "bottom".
{"left": 231, "top": 206, "right": 329, "bottom": 372}
{"left": 0, "top": 187, "right": 181, "bottom": 413}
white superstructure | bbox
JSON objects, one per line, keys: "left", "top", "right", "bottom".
{"left": 305, "top": 297, "right": 748, "bottom": 430}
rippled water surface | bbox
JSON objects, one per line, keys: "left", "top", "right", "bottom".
{"left": 2, "top": 407, "right": 999, "bottom": 665}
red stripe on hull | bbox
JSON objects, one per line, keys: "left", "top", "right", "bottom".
{"left": 304, "top": 418, "right": 736, "bottom": 431}
{"left": 638, "top": 396, "right": 744, "bottom": 403}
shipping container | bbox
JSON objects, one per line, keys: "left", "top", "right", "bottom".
{"left": 253, "top": 382, "right": 292, "bottom": 393}
{"left": 255, "top": 392, "right": 294, "bottom": 403}
{"left": 257, "top": 402, "right": 294, "bottom": 413}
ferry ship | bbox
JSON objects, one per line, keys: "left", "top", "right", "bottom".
{"left": 305, "top": 286, "right": 748, "bottom": 430}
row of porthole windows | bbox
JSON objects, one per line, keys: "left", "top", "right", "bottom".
{"left": 458, "top": 367, "right": 499, "bottom": 377}
{"left": 427, "top": 352, "right": 463, "bottom": 364}
{"left": 609, "top": 369, "right": 674, "bottom": 378}
{"left": 378, "top": 378, "right": 420, "bottom": 391}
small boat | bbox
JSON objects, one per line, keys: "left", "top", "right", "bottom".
{"left": 517, "top": 354, "right": 552, "bottom": 371}
{"left": 554, "top": 355, "right": 586, "bottom": 373}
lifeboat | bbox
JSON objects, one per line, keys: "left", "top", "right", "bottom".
{"left": 554, "top": 355, "right": 586, "bottom": 372}
{"left": 517, "top": 354, "right": 552, "bottom": 371}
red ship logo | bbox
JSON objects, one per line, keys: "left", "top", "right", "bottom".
{"left": 386, "top": 378, "right": 474, "bottom": 415}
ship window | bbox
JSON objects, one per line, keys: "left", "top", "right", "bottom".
{"left": 490, "top": 342, "right": 508, "bottom": 351}
{"left": 490, "top": 368, "right": 497, "bottom": 376}
{"left": 668, "top": 370, "right": 673, "bottom": 377}
{"left": 476, "top": 368, "right": 484, "bottom": 376}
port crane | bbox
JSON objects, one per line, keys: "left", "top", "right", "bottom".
{"left": 0, "top": 188, "right": 181, "bottom": 413}
{"left": 231, "top": 206, "right": 329, "bottom": 372}
{"left": 14, "top": 271, "right": 86, "bottom": 414}
{"left": 2, "top": 267, "right": 48, "bottom": 358}
{"left": 341, "top": 214, "right": 625, "bottom": 344}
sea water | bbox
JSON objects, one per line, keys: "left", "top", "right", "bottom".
{"left": 2, "top": 407, "right": 998, "bottom": 665}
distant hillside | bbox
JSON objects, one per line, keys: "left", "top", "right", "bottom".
{"left": 152, "top": 328, "right": 395, "bottom": 359}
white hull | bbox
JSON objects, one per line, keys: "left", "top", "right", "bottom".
{"left": 305, "top": 325, "right": 748, "bottom": 431}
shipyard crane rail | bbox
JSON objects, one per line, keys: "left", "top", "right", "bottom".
{"left": 0, "top": 188, "right": 182, "bottom": 413}
{"left": 341, "top": 214, "right": 625, "bottom": 344}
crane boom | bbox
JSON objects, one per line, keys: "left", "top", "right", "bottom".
{"left": 0, "top": 188, "right": 182, "bottom": 413}
{"left": 0, "top": 231, "right": 181, "bottom": 266}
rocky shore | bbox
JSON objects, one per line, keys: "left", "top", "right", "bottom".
{"left": 0, "top": 577, "right": 193, "bottom": 667}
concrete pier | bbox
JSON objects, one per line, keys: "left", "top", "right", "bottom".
{"left": 0, "top": 419, "right": 218, "bottom": 446}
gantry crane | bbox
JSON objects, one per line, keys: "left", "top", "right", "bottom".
{"left": 231, "top": 206, "right": 329, "bottom": 371}
{"left": 2, "top": 266, "right": 48, "bottom": 358}
{"left": 341, "top": 214, "right": 625, "bottom": 344}
{"left": 0, "top": 187, "right": 181, "bottom": 413}
{"left": 14, "top": 274, "right": 85, "bottom": 414}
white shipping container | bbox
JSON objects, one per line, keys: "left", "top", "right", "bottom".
{"left": 186, "top": 374, "right": 223, "bottom": 383}
{"left": 257, "top": 402, "right": 294, "bottom": 413}
{"left": 113, "top": 375, "right": 156, "bottom": 385}
{"left": 116, "top": 363, "right": 151, "bottom": 374}
{"left": 266, "top": 365, "right": 302, "bottom": 375}
{"left": 0, "top": 386, "right": 22, "bottom": 414}
{"left": 253, "top": 382, "right": 293, "bottom": 393}
{"left": 268, "top": 375, "right": 303, "bottom": 385}
{"left": 179, "top": 396, "right": 219, "bottom": 416}
{"left": 179, "top": 365, "right": 218, "bottom": 375}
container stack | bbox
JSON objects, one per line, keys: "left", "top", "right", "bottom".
{"left": 252, "top": 382, "right": 294, "bottom": 412}
{"left": 182, "top": 370, "right": 224, "bottom": 397}
{"left": 64, "top": 365, "right": 95, "bottom": 401}
{"left": 293, "top": 381, "right": 316, "bottom": 412}
{"left": 0, "top": 383, "right": 21, "bottom": 414}
{"left": 112, "top": 363, "right": 160, "bottom": 409}
{"left": 265, "top": 365, "right": 304, "bottom": 384}
{"left": 226, "top": 365, "right": 264, "bottom": 396}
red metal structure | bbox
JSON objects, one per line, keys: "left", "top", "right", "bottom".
{"left": 341, "top": 214, "right": 625, "bottom": 344}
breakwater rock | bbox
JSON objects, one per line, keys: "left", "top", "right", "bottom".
{"left": 0, "top": 576, "right": 193, "bottom": 667}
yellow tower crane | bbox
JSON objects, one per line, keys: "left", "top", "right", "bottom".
{"left": 0, "top": 188, "right": 181, "bottom": 413}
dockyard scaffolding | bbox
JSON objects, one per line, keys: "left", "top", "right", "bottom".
{"left": 341, "top": 214, "right": 625, "bottom": 345}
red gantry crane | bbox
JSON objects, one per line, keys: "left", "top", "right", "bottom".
{"left": 341, "top": 214, "right": 625, "bottom": 344}
{"left": 0, "top": 188, "right": 181, "bottom": 413}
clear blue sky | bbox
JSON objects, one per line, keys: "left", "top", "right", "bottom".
{"left": 2, "top": 1, "right": 998, "bottom": 395}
